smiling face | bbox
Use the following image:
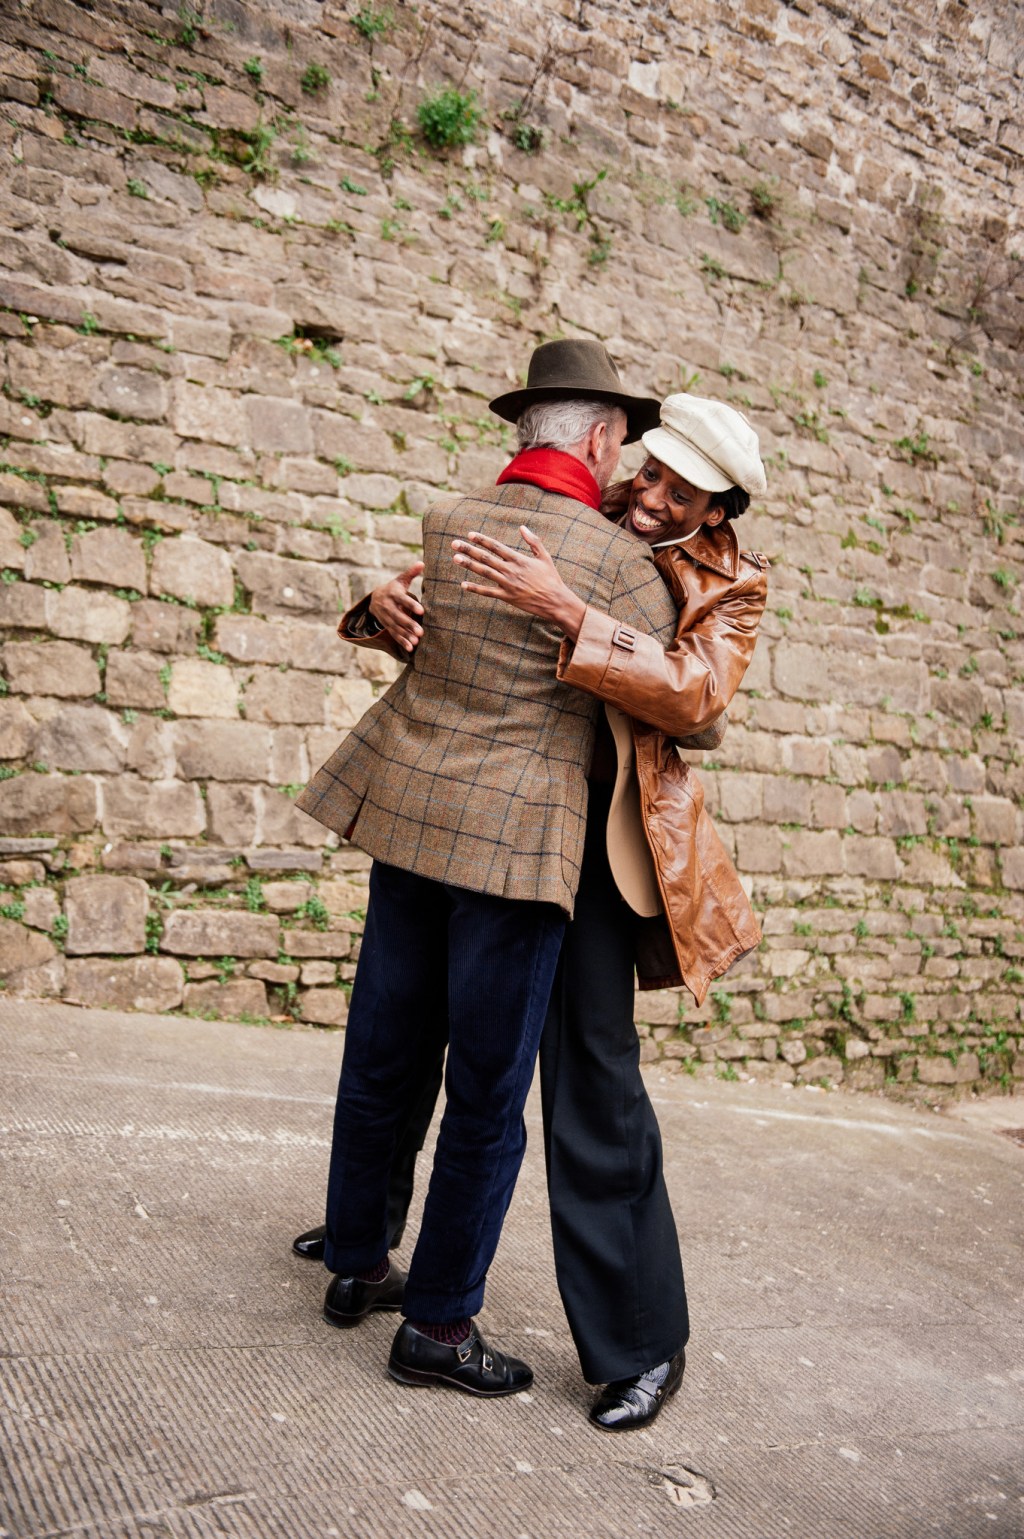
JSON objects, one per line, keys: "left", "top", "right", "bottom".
{"left": 627, "top": 456, "right": 724, "bottom": 545}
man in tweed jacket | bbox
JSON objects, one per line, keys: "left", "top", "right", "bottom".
{"left": 296, "top": 342, "right": 678, "bottom": 1398}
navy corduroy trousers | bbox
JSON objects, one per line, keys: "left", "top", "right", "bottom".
{"left": 323, "top": 859, "right": 565, "bottom": 1322}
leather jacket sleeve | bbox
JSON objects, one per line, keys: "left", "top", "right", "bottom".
{"left": 555, "top": 565, "right": 768, "bottom": 737}
{"left": 336, "top": 594, "right": 408, "bottom": 664}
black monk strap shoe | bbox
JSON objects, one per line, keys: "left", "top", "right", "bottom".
{"left": 323, "top": 1264, "right": 406, "bottom": 1328}
{"left": 388, "top": 1321, "right": 534, "bottom": 1398}
{"left": 588, "top": 1348, "right": 686, "bottom": 1432}
{"left": 292, "top": 1224, "right": 327, "bottom": 1260}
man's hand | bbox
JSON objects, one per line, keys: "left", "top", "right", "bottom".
{"left": 369, "top": 561, "right": 425, "bottom": 653}
{"left": 452, "top": 526, "right": 587, "bottom": 642}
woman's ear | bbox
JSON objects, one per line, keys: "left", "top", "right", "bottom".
{"left": 704, "top": 503, "right": 726, "bottom": 528}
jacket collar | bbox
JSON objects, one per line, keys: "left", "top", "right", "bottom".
{"left": 654, "top": 519, "right": 740, "bottom": 580}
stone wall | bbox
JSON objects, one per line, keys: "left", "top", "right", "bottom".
{"left": 0, "top": 0, "right": 1021, "bottom": 1099}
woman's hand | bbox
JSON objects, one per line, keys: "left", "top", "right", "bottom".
{"left": 369, "top": 561, "right": 425, "bottom": 652}
{"left": 451, "top": 526, "right": 587, "bottom": 642}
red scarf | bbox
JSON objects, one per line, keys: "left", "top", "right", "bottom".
{"left": 496, "top": 447, "right": 601, "bottom": 511}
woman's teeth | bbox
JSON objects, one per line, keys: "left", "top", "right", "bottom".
{"left": 632, "top": 507, "right": 663, "bottom": 532}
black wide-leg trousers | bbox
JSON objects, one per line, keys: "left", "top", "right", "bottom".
{"left": 539, "top": 783, "right": 689, "bottom": 1384}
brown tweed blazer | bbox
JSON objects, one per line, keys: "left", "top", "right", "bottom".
{"left": 296, "top": 480, "right": 677, "bottom": 915}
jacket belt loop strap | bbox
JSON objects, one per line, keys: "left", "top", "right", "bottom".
{"left": 612, "top": 624, "right": 636, "bottom": 652}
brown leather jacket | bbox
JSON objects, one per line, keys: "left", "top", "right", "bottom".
{"left": 336, "top": 517, "right": 768, "bottom": 1005}
{"left": 556, "top": 518, "right": 769, "bottom": 1003}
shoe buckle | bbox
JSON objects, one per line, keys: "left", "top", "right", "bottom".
{"left": 457, "top": 1342, "right": 472, "bottom": 1364}
{"left": 482, "top": 1352, "right": 493, "bottom": 1372}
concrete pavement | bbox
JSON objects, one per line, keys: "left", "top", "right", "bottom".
{"left": 1, "top": 998, "right": 1022, "bottom": 1539}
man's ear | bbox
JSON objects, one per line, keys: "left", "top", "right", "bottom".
{"left": 704, "top": 504, "right": 726, "bottom": 528}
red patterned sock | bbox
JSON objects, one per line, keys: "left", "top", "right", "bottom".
{"left": 409, "top": 1318, "right": 472, "bottom": 1346}
{"left": 354, "top": 1256, "right": 390, "bottom": 1283}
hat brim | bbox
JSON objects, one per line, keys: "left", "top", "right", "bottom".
{"left": 641, "top": 425, "right": 739, "bottom": 494}
{"left": 488, "top": 385, "right": 661, "bottom": 445}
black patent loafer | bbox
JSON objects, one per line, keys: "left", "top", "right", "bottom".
{"left": 388, "top": 1321, "right": 534, "bottom": 1398}
{"left": 292, "top": 1224, "right": 327, "bottom": 1260}
{"left": 588, "top": 1348, "right": 685, "bottom": 1432}
{"left": 323, "top": 1263, "right": 406, "bottom": 1328}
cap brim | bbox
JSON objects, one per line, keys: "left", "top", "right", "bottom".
{"left": 641, "top": 426, "right": 736, "bottom": 494}
{"left": 489, "top": 386, "right": 661, "bottom": 445}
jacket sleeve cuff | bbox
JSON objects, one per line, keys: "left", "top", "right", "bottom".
{"left": 337, "top": 595, "right": 407, "bottom": 662}
{"left": 556, "top": 606, "right": 632, "bottom": 695}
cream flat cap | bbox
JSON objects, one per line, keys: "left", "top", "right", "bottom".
{"left": 642, "top": 394, "right": 767, "bottom": 496}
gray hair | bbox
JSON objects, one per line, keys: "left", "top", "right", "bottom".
{"left": 516, "top": 398, "right": 626, "bottom": 452}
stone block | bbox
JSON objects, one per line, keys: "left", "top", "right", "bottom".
{"left": 0, "top": 916, "right": 58, "bottom": 978}
{"left": 53, "top": 483, "right": 123, "bottom": 522}
{"left": 3, "top": 951, "right": 65, "bottom": 998}
{"left": 105, "top": 651, "right": 167, "bottom": 709}
{"left": 0, "top": 859, "right": 48, "bottom": 886}
{"left": 260, "top": 786, "right": 333, "bottom": 848}
{"left": 245, "top": 396, "right": 314, "bottom": 454}
{"left": 782, "top": 830, "right": 843, "bottom": 877}
{"left": 162, "top": 910, "right": 279, "bottom": 958}
{"left": 70, "top": 527, "right": 147, "bottom": 592}
{"left": 633, "top": 989, "right": 684, "bottom": 1026}
{"left": 763, "top": 777, "right": 812, "bottom": 824}
{"left": 797, "top": 1054, "right": 844, "bottom": 1084}
{"left": 246, "top": 849, "right": 321, "bottom": 874}
{"left": 243, "top": 668, "right": 328, "bottom": 725}
{"left": 65, "top": 874, "right": 148, "bottom": 955}
{"left": 0, "top": 697, "right": 35, "bottom": 759}
{"left": 183, "top": 978, "right": 270, "bottom": 1018}
{"left": 24, "top": 521, "right": 71, "bottom": 585}
{"left": 125, "top": 718, "right": 173, "bottom": 779}
{"left": 131, "top": 600, "right": 203, "bottom": 654}
{"left": 773, "top": 642, "right": 826, "bottom": 701}
{"left": 1001, "top": 848, "right": 1024, "bottom": 891}
{"left": 167, "top": 658, "right": 239, "bottom": 719}
{"left": 3, "top": 640, "right": 100, "bottom": 697}
{"left": 213, "top": 615, "right": 290, "bottom": 667}
{"left": 300, "top": 961, "right": 337, "bottom": 986}
{"left": 30, "top": 704, "right": 126, "bottom": 774}
{"left": 91, "top": 366, "right": 168, "bottom": 422}
{"left": 20, "top": 886, "right": 59, "bottom": 929}
{"left": 235, "top": 551, "right": 341, "bottom": 619}
{"left": 844, "top": 836, "right": 898, "bottom": 880}
{"left": 0, "top": 773, "right": 98, "bottom": 835}
{"left": 324, "top": 678, "right": 376, "bottom": 730}
{"left": 280, "top": 929, "right": 353, "bottom": 958}
{"left": 915, "top": 1054, "right": 958, "bottom": 1085}
{"left": 0, "top": 581, "right": 47, "bottom": 630}
{"left": 269, "top": 727, "right": 306, "bottom": 786}
{"left": 172, "top": 382, "right": 248, "bottom": 447}
{"left": 248, "top": 960, "right": 300, "bottom": 984}
{"left": 742, "top": 1060, "right": 797, "bottom": 1085}
{"left": 779, "top": 1038, "right": 807, "bottom": 1065}
{"left": 64, "top": 956, "right": 184, "bottom": 1011}
{"left": 972, "top": 797, "right": 1018, "bottom": 847}
{"left": 297, "top": 987, "right": 349, "bottom": 1026}
{"left": 261, "top": 881, "right": 311, "bottom": 913}
{"left": 0, "top": 506, "right": 25, "bottom": 568}
{"left": 172, "top": 721, "right": 273, "bottom": 781}
{"left": 206, "top": 784, "right": 258, "bottom": 845}
{"left": 732, "top": 827, "right": 782, "bottom": 873}
{"left": 150, "top": 536, "right": 235, "bottom": 609}
{"left": 102, "top": 778, "right": 205, "bottom": 838}
{"left": 46, "top": 586, "right": 131, "bottom": 645}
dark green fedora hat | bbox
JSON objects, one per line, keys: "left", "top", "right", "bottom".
{"left": 489, "top": 339, "right": 660, "bottom": 444}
